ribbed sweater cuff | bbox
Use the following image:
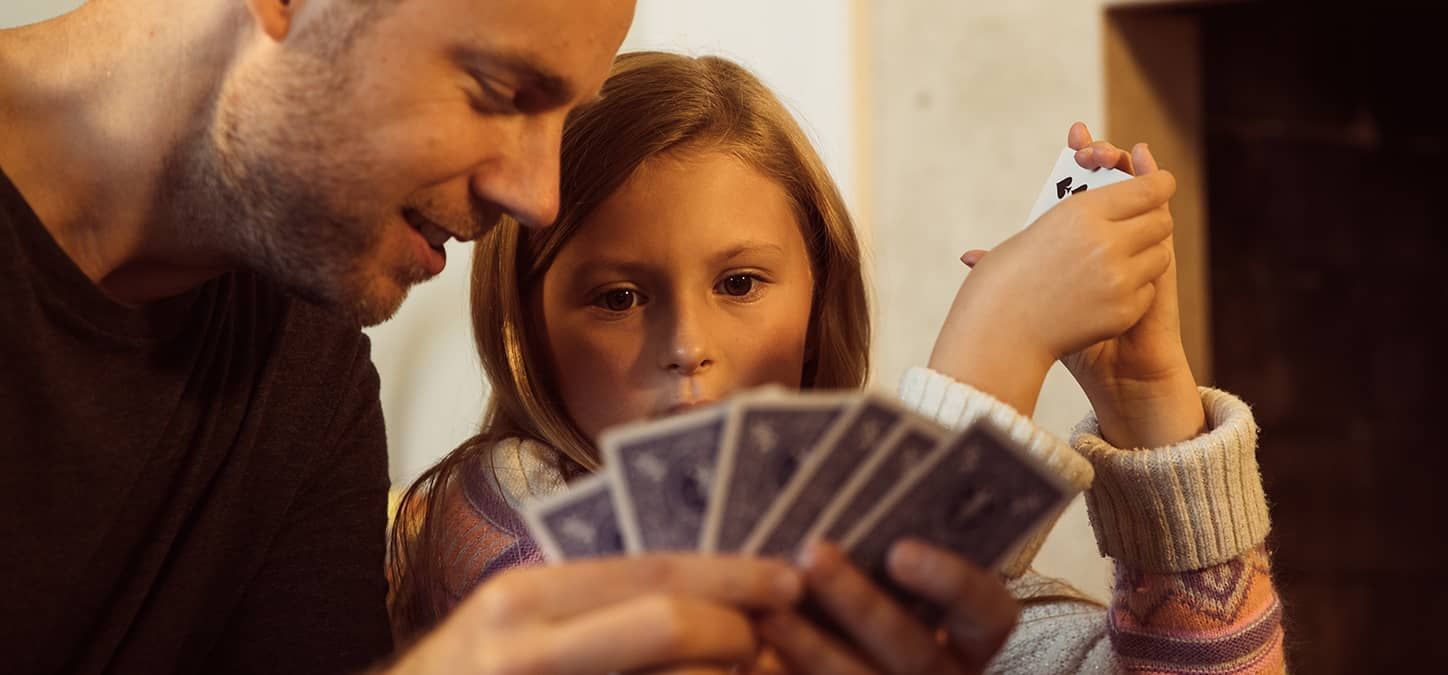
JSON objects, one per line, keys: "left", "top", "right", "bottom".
{"left": 1072, "top": 387, "right": 1271, "bottom": 573}
{"left": 898, "top": 367, "right": 1094, "bottom": 578}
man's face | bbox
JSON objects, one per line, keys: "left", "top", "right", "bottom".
{"left": 207, "top": 0, "right": 634, "bottom": 325}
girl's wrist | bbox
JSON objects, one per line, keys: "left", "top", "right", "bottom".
{"left": 1085, "top": 369, "right": 1205, "bottom": 449}
{"left": 928, "top": 319, "right": 1055, "bottom": 418}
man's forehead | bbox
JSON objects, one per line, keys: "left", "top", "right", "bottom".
{"left": 427, "top": 0, "right": 629, "bottom": 95}
{"left": 425, "top": 0, "right": 633, "bottom": 44}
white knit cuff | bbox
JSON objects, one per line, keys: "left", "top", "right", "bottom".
{"left": 898, "top": 367, "right": 1094, "bottom": 578}
{"left": 1073, "top": 387, "right": 1270, "bottom": 573}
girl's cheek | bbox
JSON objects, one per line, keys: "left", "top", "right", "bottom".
{"left": 734, "top": 315, "right": 811, "bottom": 388}
{"left": 552, "top": 323, "right": 653, "bottom": 439}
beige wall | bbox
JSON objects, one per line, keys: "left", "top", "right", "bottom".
{"left": 0, "top": 0, "right": 83, "bottom": 28}
{"left": 868, "top": 0, "right": 1116, "bottom": 596}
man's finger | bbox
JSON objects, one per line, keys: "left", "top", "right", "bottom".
{"left": 529, "top": 594, "right": 758, "bottom": 675}
{"left": 466, "top": 554, "right": 802, "bottom": 625}
{"left": 635, "top": 667, "right": 734, "bottom": 675}
{"left": 886, "top": 540, "right": 1019, "bottom": 671}
{"left": 799, "top": 542, "right": 963, "bottom": 675}
{"left": 757, "top": 612, "right": 874, "bottom": 675}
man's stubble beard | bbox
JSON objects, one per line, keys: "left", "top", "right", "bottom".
{"left": 162, "top": 47, "right": 423, "bottom": 327}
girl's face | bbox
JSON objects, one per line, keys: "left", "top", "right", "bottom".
{"left": 538, "top": 150, "right": 816, "bottom": 442}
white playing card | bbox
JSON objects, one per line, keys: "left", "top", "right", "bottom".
{"left": 1023, "top": 146, "right": 1134, "bottom": 229}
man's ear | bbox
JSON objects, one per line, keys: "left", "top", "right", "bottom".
{"left": 245, "top": 0, "right": 300, "bottom": 42}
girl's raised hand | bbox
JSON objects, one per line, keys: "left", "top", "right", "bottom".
{"left": 928, "top": 127, "right": 1178, "bottom": 418}
{"left": 952, "top": 122, "right": 1205, "bottom": 447}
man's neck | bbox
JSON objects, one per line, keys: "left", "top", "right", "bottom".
{"left": 0, "top": 1, "right": 249, "bottom": 304}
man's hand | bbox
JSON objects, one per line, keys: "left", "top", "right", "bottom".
{"left": 390, "top": 554, "right": 802, "bottom": 675}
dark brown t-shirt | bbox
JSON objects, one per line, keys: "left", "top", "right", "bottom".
{"left": 0, "top": 167, "right": 394, "bottom": 674}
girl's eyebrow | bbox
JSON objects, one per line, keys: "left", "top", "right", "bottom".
{"left": 570, "top": 242, "right": 788, "bottom": 282}
{"left": 572, "top": 258, "right": 655, "bottom": 280}
{"left": 708, "top": 242, "right": 786, "bottom": 266}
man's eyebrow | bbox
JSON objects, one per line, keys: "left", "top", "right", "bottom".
{"left": 449, "top": 44, "right": 580, "bottom": 104}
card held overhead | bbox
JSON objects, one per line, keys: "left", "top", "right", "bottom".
{"left": 1024, "top": 146, "right": 1133, "bottom": 229}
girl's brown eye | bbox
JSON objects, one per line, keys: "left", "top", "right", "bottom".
{"left": 598, "top": 289, "right": 638, "bottom": 311}
{"left": 720, "top": 275, "right": 755, "bottom": 297}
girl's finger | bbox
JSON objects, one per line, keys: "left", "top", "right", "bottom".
{"left": 960, "top": 249, "right": 989, "bottom": 267}
{"left": 1095, "top": 142, "right": 1135, "bottom": 175}
{"left": 1126, "top": 282, "right": 1158, "bottom": 327}
{"left": 1117, "top": 206, "right": 1175, "bottom": 255}
{"left": 1127, "top": 240, "right": 1175, "bottom": 289}
{"left": 1067, "top": 121, "right": 1094, "bottom": 150}
{"left": 1132, "top": 142, "right": 1160, "bottom": 174}
{"left": 1074, "top": 141, "right": 1135, "bottom": 175}
{"left": 1088, "top": 170, "right": 1177, "bottom": 221}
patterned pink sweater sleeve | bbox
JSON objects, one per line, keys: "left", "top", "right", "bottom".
{"left": 900, "top": 368, "right": 1287, "bottom": 673}
{"left": 434, "top": 472, "right": 547, "bottom": 612}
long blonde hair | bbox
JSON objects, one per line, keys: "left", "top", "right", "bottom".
{"left": 389, "top": 51, "right": 870, "bottom": 643}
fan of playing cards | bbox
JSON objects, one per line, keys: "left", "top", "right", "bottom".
{"left": 521, "top": 387, "right": 1075, "bottom": 607}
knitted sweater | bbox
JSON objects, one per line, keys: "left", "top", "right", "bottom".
{"left": 432, "top": 368, "right": 1286, "bottom": 673}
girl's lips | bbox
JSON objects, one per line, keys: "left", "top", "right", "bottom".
{"left": 662, "top": 399, "right": 718, "bottom": 417}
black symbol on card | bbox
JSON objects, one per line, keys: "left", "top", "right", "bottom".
{"left": 1056, "top": 177, "right": 1088, "bottom": 199}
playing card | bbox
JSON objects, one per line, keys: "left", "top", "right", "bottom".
{"left": 804, "top": 419, "right": 946, "bottom": 547}
{"left": 602, "top": 405, "right": 729, "bottom": 553}
{"left": 1024, "top": 146, "right": 1133, "bottom": 228}
{"left": 521, "top": 473, "right": 627, "bottom": 562}
{"left": 743, "top": 394, "right": 909, "bottom": 557}
{"left": 842, "top": 420, "right": 1073, "bottom": 599}
{"left": 701, "top": 391, "right": 854, "bottom": 553}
